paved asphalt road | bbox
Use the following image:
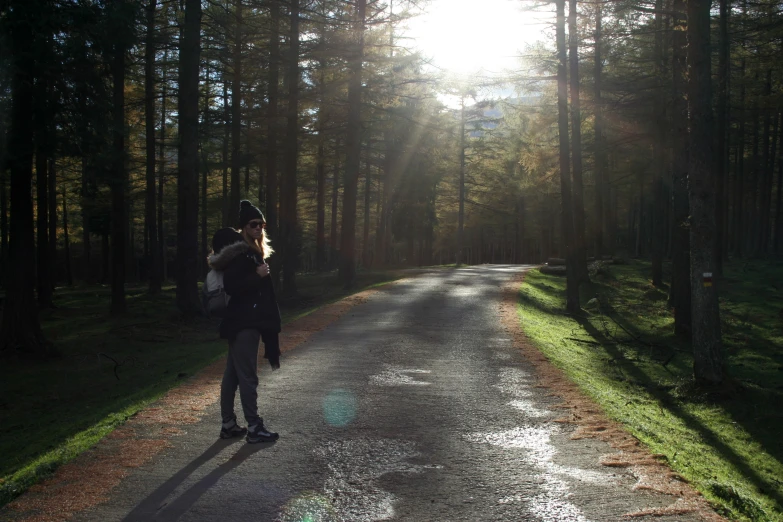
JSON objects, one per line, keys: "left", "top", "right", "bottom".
{"left": 75, "top": 266, "right": 698, "bottom": 522}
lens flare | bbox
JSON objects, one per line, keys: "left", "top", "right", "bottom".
{"left": 279, "top": 492, "right": 337, "bottom": 522}
{"left": 322, "top": 388, "right": 357, "bottom": 427}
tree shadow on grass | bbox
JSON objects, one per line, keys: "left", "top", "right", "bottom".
{"left": 526, "top": 279, "right": 566, "bottom": 295}
{"left": 575, "top": 314, "right": 783, "bottom": 518}
{"left": 596, "top": 292, "right": 783, "bottom": 479}
{"left": 518, "top": 288, "right": 568, "bottom": 318}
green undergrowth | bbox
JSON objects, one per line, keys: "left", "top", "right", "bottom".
{"left": 0, "top": 269, "right": 406, "bottom": 509}
{"left": 518, "top": 260, "right": 783, "bottom": 521}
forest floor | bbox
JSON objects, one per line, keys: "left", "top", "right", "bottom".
{"left": 0, "top": 269, "right": 407, "bottom": 509}
{"left": 517, "top": 259, "right": 783, "bottom": 522}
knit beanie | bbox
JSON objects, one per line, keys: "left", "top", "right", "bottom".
{"left": 238, "top": 200, "right": 265, "bottom": 229}
{"left": 212, "top": 227, "right": 244, "bottom": 253}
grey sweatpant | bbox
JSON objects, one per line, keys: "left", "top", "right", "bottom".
{"left": 220, "top": 329, "right": 262, "bottom": 427}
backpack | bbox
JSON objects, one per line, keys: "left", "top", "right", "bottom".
{"left": 202, "top": 269, "right": 230, "bottom": 317}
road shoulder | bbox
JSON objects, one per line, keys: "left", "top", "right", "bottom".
{"left": 499, "top": 269, "right": 724, "bottom": 521}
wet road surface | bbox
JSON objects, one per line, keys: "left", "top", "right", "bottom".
{"left": 76, "top": 266, "right": 698, "bottom": 522}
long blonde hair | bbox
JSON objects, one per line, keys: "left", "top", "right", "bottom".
{"left": 241, "top": 228, "right": 274, "bottom": 261}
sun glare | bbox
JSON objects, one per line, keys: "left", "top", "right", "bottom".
{"left": 404, "top": 0, "right": 547, "bottom": 78}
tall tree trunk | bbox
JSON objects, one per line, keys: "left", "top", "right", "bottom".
{"left": 201, "top": 66, "right": 210, "bottom": 276}
{"left": 377, "top": 114, "right": 398, "bottom": 270}
{"left": 733, "top": 57, "right": 746, "bottom": 257}
{"left": 0, "top": 116, "right": 6, "bottom": 270}
{"left": 62, "top": 187, "right": 72, "bottom": 286}
{"left": 714, "top": 0, "right": 730, "bottom": 274}
{"left": 362, "top": 154, "right": 372, "bottom": 268}
{"left": 35, "top": 105, "right": 52, "bottom": 308}
{"left": 280, "top": 0, "right": 300, "bottom": 295}
{"left": 145, "top": 0, "right": 161, "bottom": 294}
{"left": 568, "top": 0, "right": 588, "bottom": 284}
{"left": 102, "top": 232, "right": 110, "bottom": 284}
{"left": 222, "top": 82, "right": 229, "bottom": 226}
{"left": 748, "top": 89, "right": 761, "bottom": 256}
{"left": 258, "top": 161, "right": 265, "bottom": 210}
{"left": 593, "top": 2, "right": 606, "bottom": 257}
{"left": 753, "top": 70, "right": 771, "bottom": 256}
{"left": 763, "top": 110, "right": 778, "bottom": 254}
{"left": 651, "top": 174, "right": 665, "bottom": 286}
{"left": 48, "top": 157, "right": 57, "bottom": 290}
{"left": 376, "top": 141, "right": 391, "bottom": 267}
{"left": 607, "top": 182, "right": 617, "bottom": 252}
{"left": 758, "top": 70, "right": 774, "bottom": 255}
{"left": 175, "top": 0, "right": 203, "bottom": 315}
{"left": 0, "top": 0, "right": 50, "bottom": 356}
{"left": 0, "top": 167, "right": 7, "bottom": 269}
{"left": 456, "top": 95, "right": 466, "bottom": 266}
{"left": 556, "top": 0, "right": 579, "bottom": 313}
{"left": 775, "top": 113, "right": 783, "bottom": 253}
{"left": 110, "top": 1, "right": 128, "bottom": 316}
{"left": 669, "top": 0, "right": 691, "bottom": 339}
{"left": 375, "top": 166, "right": 383, "bottom": 256}
{"left": 316, "top": 121, "right": 326, "bottom": 271}
{"left": 229, "top": 0, "right": 243, "bottom": 223}
{"left": 515, "top": 200, "right": 524, "bottom": 263}
{"left": 127, "top": 198, "right": 135, "bottom": 281}
{"left": 315, "top": 37, "right": 327, "bottom": 272}
{"left": 77, "top": 55, "right": 94, "bottom": 281}
{"left": 244, "top": 166, "right": 249, "bottom": 198}
{"left": 688, "top": 0, "right": 724, "bottom": 384}
{"left": 81, "top": 162, "right": 93, "bottom": 280}
{"left": 35, "top": 29, "right": 54, "bottom": 301}
{"left": 651, "top": 0, "right": 665, "bottom": 287}
{"left": 406, "top": 212, "right": 415, "bottom": 264}
{"left": 330, "top": 145, "right": 340, "bottom": 267}
{"left": 635, "top": 178, "right": 644, "bottom": 258}
{"left": 266, "top": 0, "right": 281, "bottom": 285}
{"left": 375, "top": 5, "right": 395, "bottom": 269}
{"left": 158, "top": 51, "right": 167, "bottom": 282}
{"left": 339, "top": 0, "right": 367, "bottom": 289}
{"left": 424, "top": 204, "right": 434, "bottom": 265}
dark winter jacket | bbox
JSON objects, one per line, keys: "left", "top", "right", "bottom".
{"left": 207, "top": 240, "right": 282, "bottom": 342}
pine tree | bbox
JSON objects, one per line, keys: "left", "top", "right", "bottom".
{"left": 688, "top": 0, "right": 724, "bottom": 384}
{"left": 175, "top": 0, "right": 203, "bottom": 315}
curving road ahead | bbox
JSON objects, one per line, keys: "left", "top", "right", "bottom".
{"left": 76, "top": 266, "right": 700, "bottom": 522}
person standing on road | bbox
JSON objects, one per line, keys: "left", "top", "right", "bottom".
{"left": 207, "top": 200, "right": 281, "bottom": 443}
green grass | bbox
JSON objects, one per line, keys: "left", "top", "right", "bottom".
{"left": 0, "top": 268, "right": 407, "bottom": 508}
{"left": 518, "top": 260, "right": 783, "bottom": 521}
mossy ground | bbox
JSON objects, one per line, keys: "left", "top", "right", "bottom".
{"left": 518, "top": 260, "right": 783, "bottom": 521}
{"left": 0, "top": 269, "right": 405, "bottom": 508}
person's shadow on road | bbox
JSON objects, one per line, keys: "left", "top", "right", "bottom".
{"left": 122, "top": 439, "right": 275, "bottom": 522}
